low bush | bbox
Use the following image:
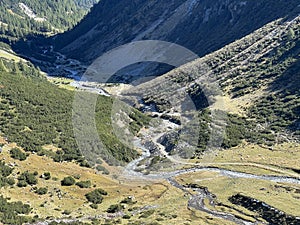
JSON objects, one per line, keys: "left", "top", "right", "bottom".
{"left": 10, "top": 148, "right": 27, "bottom": 161}
{"left": 35, "top": 187, "right": 48, "bottom": 195}
{"left": 85, "top": 188, "right": 108, "bottom": 204}
{"left": 76, "top": 180, "right": 91, "bottom": 188}
{"left": 61, "top": 176, "right": 76, "bottom": 186}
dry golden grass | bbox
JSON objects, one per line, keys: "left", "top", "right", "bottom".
{"left": 188, "top": 142, "right": 300, "bottom": 177}
{"left": 0, "top": 141, "right": 242, "bottom": 224}
{"left": 1, "top": 139, "right": 299, "bottom": 224}
{"left": 176, "top": 171, "right": 300, "bottom": 217}
{"left": 214, "top": 143, "right": 300, "bottom": 169}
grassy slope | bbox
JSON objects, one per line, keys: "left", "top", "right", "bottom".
{"left": 0, "top": 138, "right": 233, "bottom": 225}
{"left": 126, "top": 15, "right": 300, "bottom": 150}
{"left": 0, "top": 68, "right": 149, "bottom": 164}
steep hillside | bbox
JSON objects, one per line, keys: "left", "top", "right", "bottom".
{"left": 0, "top": 0, "right": 99, "bottom": 41}
{"left": 56, "top": 0, "right": 300, "bottom": 64}
{"left": 0, "top": 57, "right": 150, "bottom": 166}
{"left": 116, "top": 14, "right": 300, "bottom": 157}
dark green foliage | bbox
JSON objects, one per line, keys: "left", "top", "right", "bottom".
{"left": 35, "top": 187, "right": 48, "bottom": 195}
{"left": 0, "top": 161, "right": 13, "bottom": 178}
{"left": 222, "top": 114, "right": 247, "bottom": 149}
{"left": 95, "top": 98, "right": 141, "bottom": 164}
{"left": 90, "top": 203, "right": 98, "bottom": 209}
{"left": 196, "top": 110, "right": 211, "bottom": 152}
{"left": 229, "top": 194, "right": 300, "bottom": 225}
{"left": 41, "top": 172, "right": 51, "bottom": 180}
{"left": 10, "top": 147, "right": 27, "bottom": 161}
{"left": 6, "top": 177, "right": 15, "bottom": 186}
{"left": 62, "top": 210, "right": 72, "bottom": 215}
{"left": 0, "top": 67, "right": 146, "bottom": 164}
{"left": 85, "top": 188, "right": 107, "bottom": 204}
{"left": 0, "top": 0, "right": 99, "bottom": 41}
{"left": 17, "top": 171, "right": 38, "bottom": 187}
{"left": 95, "top": 165, "right": 109, "bottom": 175}
{"left": 79, "top": 160, "right": 92, "bottom": 168}
{"left": 17, "top": 180, "right": 28, "bottom": 188}
{"left": 158, "top": 109, "right": 212, "bottom": 157}
{"left": 61, "top": 176, "right": 75, "bottom": 186}
{"left": 0, "top": 161, "right": 14, "bottom": 187}
{"left": 106, "top": 204, "right": 123, "bottom": 213}
{"left": 123, "top": 214, "right": 131, "bottom": 219}
{"left": 120, "top": 196, "right": 136, "bottom": 205}
{"left": 0, "top": 195, "right": 32, "bottom": 225}
{"left": 128, "top": 109, "right": 150, "bottom": 134}
{"left": 249, "top": 91, "right": 300, "bottom": 134}
{"left": 76, "top": 180, "right": 91, "bottom": 188}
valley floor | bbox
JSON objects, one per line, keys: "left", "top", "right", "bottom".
{"left": 1, "top": 134, "right": 300, "bottom": 225}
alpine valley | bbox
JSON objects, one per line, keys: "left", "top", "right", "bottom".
{"left": 0, "top": 0, "right": 299, "bottom": 225}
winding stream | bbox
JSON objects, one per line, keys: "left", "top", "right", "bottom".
{"left": 123, "top": 137, "right": 300, "bottom": 224}
{"left": 125, "top": 138, "right": 300, "bottom": 184}
{"left": 42, "top": 55, "right": 300, "bottom": 224}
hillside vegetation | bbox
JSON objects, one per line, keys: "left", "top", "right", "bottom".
{"left": 0, "top": 2, "right": 299, "bottom": 224}
{"left": 122, "top": 15, "right": 300, "bottom": 156}
{"left": 0, "top": 0, "right": 99, "bottom": 41}
{"left": 0, "top": 58, "right": 148, "bottom": 165}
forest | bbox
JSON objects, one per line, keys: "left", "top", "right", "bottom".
{"left": 0, "top": 58, "right": 149, "bottom": 166}
{"left": 0, "top": 0, "right": 99, "bottom": 41}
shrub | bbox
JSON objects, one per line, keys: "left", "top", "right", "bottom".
{"left": 61, "top": 176, "right": 76, "bottom": 186}
{"left": 120, "top": 196, "right": 136, "bottom": 205}
{"left": 0, "top": 161, "right": 14, "bottom": 188}
{"left": 107, "top": 204, "right": 123, "bottom": 213}
{"left": 0, "top": 195, "right": 32, "bottom": 224}
{"left": 17, "top": 180, "right": 27, "bottom": 187}
{"left": 96, "top": 165, "right": 110, "bottom": 175}
{"left": 18, "top": 171, "right": 38, "bottom": 186}
{"left": 123, "top": 214, "right": 131, "bottom": 219}
{"left": 76, "top": 180, "right": 91, "bottom": 188}
{"left": 90, "top": 204, "right": 98, "bottom": 209}
{"left": 7, "top": 177, "right": 15, "bottom": 186}
{"left": 62, "top": 210, "right": 72, "bottom": 215}
{"left": 10, "top": 148, "right": 27, "bottom": 161}
{"left": 85, "top": 188, "right": 107, "bottom": 204}
{"left": 26, "top": 174, "right": 38, "bottom": 185}
{"left": 79, "top": 160, "right": 91, "bottom": 168}
{"left": 35, "top": 187, "right": 48, "bottom": 195}
{"left": 41, "top": 172, "right": 51, "bottom": 180}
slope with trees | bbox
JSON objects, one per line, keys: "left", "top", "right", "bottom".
{"left": 0, "top": 0, "right": 99, "bottom": 41}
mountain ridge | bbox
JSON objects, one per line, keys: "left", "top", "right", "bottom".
{"left": 55, "top": 0, "right": 300, "bottom": 65}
